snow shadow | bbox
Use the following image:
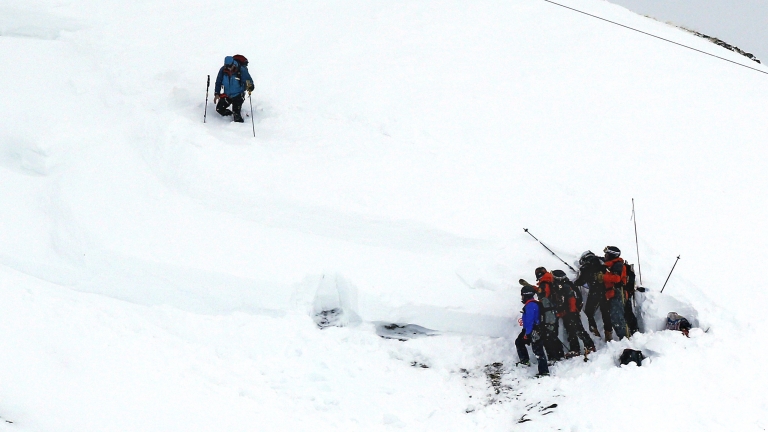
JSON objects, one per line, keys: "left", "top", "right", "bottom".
{"left": 0, "top": 134, "right": 52, "bottom": 176}
{"left": 0, "top": 7, "right": 82, "bottom": 40}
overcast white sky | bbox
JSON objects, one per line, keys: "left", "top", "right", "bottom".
{"left": 607, "top": 0, "right": 768, "bottom": 63}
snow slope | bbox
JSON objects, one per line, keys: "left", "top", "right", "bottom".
{"left": 2, "top": 0, "right": 768, "bottom": 430}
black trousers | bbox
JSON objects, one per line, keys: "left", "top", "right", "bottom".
{"left": 541, "top": 323, "right": 564, "bottom": 361}
{"left": 515, "top": 330, "right": 549, "bottom": 375}
{"left": 624, "top": 294, "right": 639, "bottom": 335}
{"left": 585, "top": 286, "right": 612, "bottom": 332}
{"left": 216, "top": 94, "right": 245, "bottom": 118}
{"left": 563, "top": 313, "right": 595, "bottom": 353}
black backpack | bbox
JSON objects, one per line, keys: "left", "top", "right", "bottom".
{"left": 571, "top": 282, "right": 584, "bottom": 312}
{"left": 624, "top": 263, "right": 637, "bottom": 296}
{"left": 537, "top": 298, "right": 558, "bottom": 328}
{"left": 552, "top": 270, "right": 582, "bottom": 312}
{"left": 619, "top": 349, "right": 645, "bottom": 366}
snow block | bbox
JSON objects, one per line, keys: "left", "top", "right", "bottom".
{"left": 312, "top": 273, "right": 361, "bottom": 328}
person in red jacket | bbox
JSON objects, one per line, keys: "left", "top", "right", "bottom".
{"left": 602, "top": 246, "right": 628, "bottom": 340}
{"left": 552, "top": 270, "right": 595, "bottom": 358}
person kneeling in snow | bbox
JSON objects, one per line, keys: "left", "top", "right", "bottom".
{"left": 665, "top": 312, "right": 692, "bottom": 337}
{"left": 214, "top": 55, "right": 254, "bottom": 123}
{"left": 515, "top": 285, "right": 549, "bottom": 377}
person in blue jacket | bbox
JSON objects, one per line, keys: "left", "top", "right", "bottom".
{"left": 214, "top": 55, "right": 254, "bottom": 123}
{"left": 515, "top": 285, "right": 550, "bottom": 376}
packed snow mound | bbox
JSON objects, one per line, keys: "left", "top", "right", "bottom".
{"left": 2, "top": 0, "right": 768, "bottom": 430}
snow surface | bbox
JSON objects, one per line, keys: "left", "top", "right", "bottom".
{"left": 2, "top": 0, "right": 768, "bottom": 430}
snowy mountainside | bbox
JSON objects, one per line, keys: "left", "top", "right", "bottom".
{"left": 1, "top": 0, "right": 768, "bottom": 430}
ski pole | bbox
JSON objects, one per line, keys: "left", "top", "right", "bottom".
{"left": 523, "top": 228, "right": 576, "bottom": 273}
{"left": 660, "top": 255, "right": 680, "bottom": 294}
{"left": 248, "top": 92, "right": 255, "bottom": 137}
{"left": 631, "top": 199, "right": 643, "bottom": 286}
{"left": 203, "top": 75, "right": 210, "bottom": 123}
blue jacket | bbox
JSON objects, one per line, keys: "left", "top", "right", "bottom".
{"left": 522, "top": 300, "right": 541, "bottom": 335}
{"left": 214, "top": 56, "right": 253, "bottom": 98}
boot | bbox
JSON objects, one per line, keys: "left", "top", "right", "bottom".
{"left": 515, "top": 360, "right": 531, "bottom": 367}
{"left": 589, "top": 325, "right": 601, "bottom": 338}
{"left": 604, "top": 330, "right": 613, "bottom": 342}
{"left": 565, "top": 351, "right": 579, "bottom": 359}
{"left": 583, "top": 346, "right": 594, "bottom": 362}
{"left": 233, "top": 111, "right": 244, "bottom": 123}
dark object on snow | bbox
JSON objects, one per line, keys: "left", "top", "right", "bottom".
{"left": 619, "top": 349, "right": 645, "bottom": 366}
{"left": 680, "top": 28, "right": 761, "bottom": 63}
{"left": 375, "top": 323, "right": 438, "bottom": 341}
{"left": 314, "top": 308, "right": 343, "bottom": 328}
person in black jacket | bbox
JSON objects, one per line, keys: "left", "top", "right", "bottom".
{"left": 552, "top": 270, "right": 595, "bottom": 358}
{"left": 574, "top": 251, "right": 613, "bottom": 341}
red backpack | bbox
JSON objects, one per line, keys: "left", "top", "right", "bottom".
{"left": 233, "top": 54, "right": 249, "bottom": 67}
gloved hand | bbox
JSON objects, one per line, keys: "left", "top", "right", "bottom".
{"left": 246, "top": 80, "right": 254, "bottom": 93}
{"left": 530, "top": 329, "right": 540, "bottom": 342}
{"left": 596, "top": 273, "right": 604, "bottom": 283}
{"left": 214, "top": 94, "right": 220, "bottom": 103}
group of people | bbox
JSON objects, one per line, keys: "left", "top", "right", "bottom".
{"left": 515, "top": 246, "right": 640, "bottom": 377}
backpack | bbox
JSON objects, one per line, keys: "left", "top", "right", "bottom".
{"left": 551, "top": 276, "right": 582, "bottom": 313}
{"left": 619, "top": 349, "right": 645, "bottom": 366}
{"left": 537, "top": 297, "right": 558, "bottom": 329}
{"left": 233, "top": 54, "right": 249, "bottom": 67}
{"left": 570, "top": 282, "right": 584, "bottom": 312}
{"left": 624, "top": 263, "right": 636, "bottom": 296}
